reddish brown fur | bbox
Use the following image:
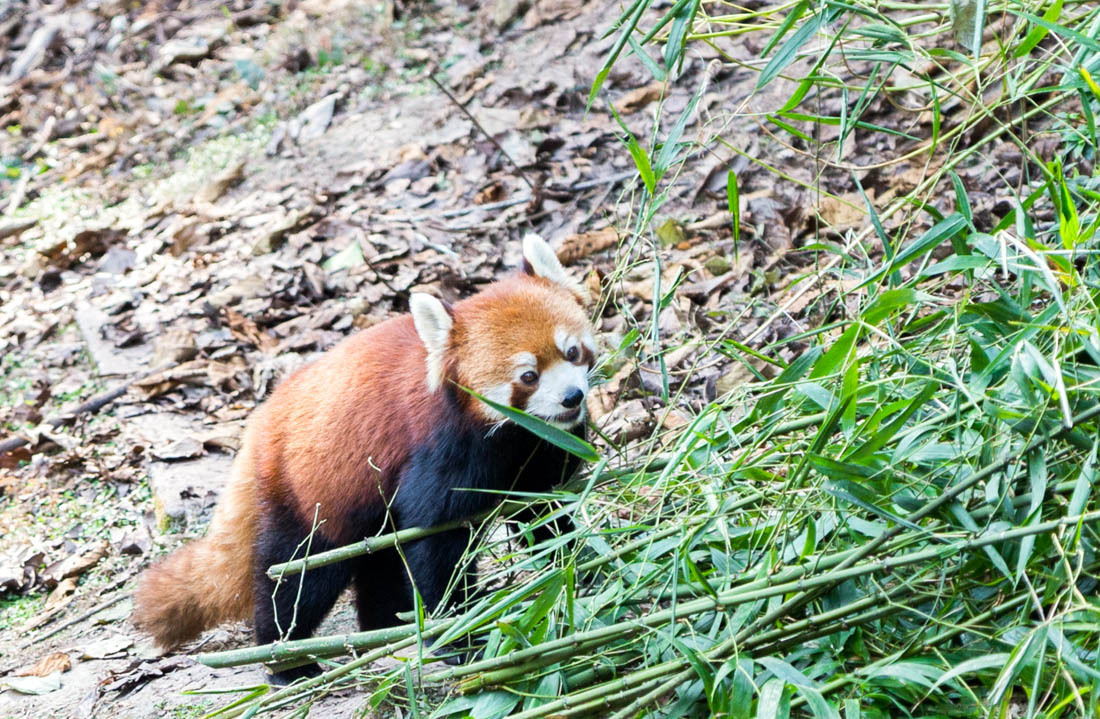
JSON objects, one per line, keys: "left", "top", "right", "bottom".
{"left": 132, "top": 271, "right": 590, "bottom": 650}
{"left": 452, "top": 276, "right": 591, "bottom": 399}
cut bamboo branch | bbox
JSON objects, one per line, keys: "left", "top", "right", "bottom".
{"left": 266, "top": 516, "right": 484, "bottom": 578}
{"left": 196, "top": 619, "right": 449, "bottom": 668}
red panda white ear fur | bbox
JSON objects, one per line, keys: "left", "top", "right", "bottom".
{"left": 409, "top": 293, "right": 452, "bottom": 392}
{"left": 522, "top": 233, "right": 588, "bottom": 302}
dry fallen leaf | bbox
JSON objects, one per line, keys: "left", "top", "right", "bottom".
{"left": 617, "top": 81, "right": 664, "bottom": 114}
{"left": 130, "top": 359, "right": 210, "bottom": 399}
{"left": 474, "top": 180, "right": 506, "bottom": 205}
{"left": 152, "top": 438, "right": 204, "bottom": 461}
{"left": 151, "top": 327, "right": 199, "bottom": 366}
{"left": 557, "top": 226, "right": 618, "bottom": 265}
{"left": 42, "top": 540, "right": 109, "bottom": 585}
{"left": 817, "top": 193, "right": 867, "bottom": 232}
{"left": 1, "top": 672, "right": 63, "bottom": 695}
{"left": 207, "top": 356, "right": 248, "bottom": 388}
{"left": 15, "top": 652, "right": 72, "bottom": 677}
{"left": 195, "top": 159, "right": 246, "bottom": 204}
{"left": 81, "top": 634, "right": 134, "bottom": 660}
{"left": 224, "top": 308, "right": 278, "bottom": 354}
{"left": 45, "top": 575, "right": 78, "bottom": 609}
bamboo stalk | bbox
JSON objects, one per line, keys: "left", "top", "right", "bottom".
{"left": 216, "top": 507, "right": 1090, "bottom": 683}
{"left": 214, "top": 631, "right": 425, "bottom": 719}
{"left": 467, "top": 580, "right": 917, "bottom": 696}
{"left": 266, "top": 516, "right": 482, "bottom": 578}
{"left": 507, "top": 657, "right": 687, "bottom": 719}
{"left": 196, "top": 619, "right": 449, "bottom": 668}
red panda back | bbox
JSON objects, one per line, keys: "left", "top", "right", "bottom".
{"left": 252, "top": 315, "right": 439, "bottom": 543}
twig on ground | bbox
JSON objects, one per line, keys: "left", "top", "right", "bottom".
{"left": 0, "top": 362, "right": 177, "bottom": 456}
{"left": 29, "top": 589, "right": 130, "bottom": 646}
{"left": 427, "top": 72, "right": 536, "bottom": 192}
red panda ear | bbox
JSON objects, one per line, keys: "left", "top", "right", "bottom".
{"left": 409, "top": 293, "right": 453, "bottom": 392}
{"left": 522, "top": 233, "right": 588, "bottom": 303}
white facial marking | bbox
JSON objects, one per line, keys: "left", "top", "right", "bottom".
{"left": 554, "top": 328, "right": 571, "bottom": 355}
{"left": 480, "top": 382, "right": 511, "bottom": 422}
{"left": 526, "top": 359, "right": 589, "bottom": 429}
{"left": 512, "top": 352, "right": 537, "bottom": 381}
{"left": 554, "top": 327, "right": 585, "bottom": 364}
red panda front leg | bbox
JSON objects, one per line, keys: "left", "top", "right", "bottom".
{"left": 396, "top": 526, "right": 480, "bottom": 666}
{"left": 390, "top": 424, "right": 502, "bottom": 617}
{"left": 399, "top": 526, "right": 477, "bottom": 615}
{"left": 352, "top": 550, "right": 413, "bottom": 630}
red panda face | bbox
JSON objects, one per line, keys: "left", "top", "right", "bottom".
{"left": 454, "top": 283, "right": 595, "bottom": 428}
{"left": 410, "top": 234, "right": 597, "bottom": 429}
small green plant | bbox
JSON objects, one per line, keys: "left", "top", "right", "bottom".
{"left": 0, "top": 593, "right": 42, "bottom": 627}
{"left": 173, "top": 99, "right": 197, "bottom": 115}
{"left": 154, "top": 699, "right": 209, "bottom": 719}
{"left": 317, "top": 46, "right": 345, "bottom": 68}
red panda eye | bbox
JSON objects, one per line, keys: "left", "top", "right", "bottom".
{"left": 520, "top": 370, "right": 539, "bottom": 385}
{"left": 566, "top": 346, "right": 579, "bottom": 362}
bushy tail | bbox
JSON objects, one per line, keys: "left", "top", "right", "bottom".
{"left": 132, "top": 454, "right": 258, "bottom": 649}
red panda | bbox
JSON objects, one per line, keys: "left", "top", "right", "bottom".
{"left": 132, "top": 234, "right": 595, "bottom": 682}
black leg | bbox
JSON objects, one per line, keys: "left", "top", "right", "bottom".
{"left": 253, "top": 561, "right": 351, "bottom": 644}
{"left": 353, "top": 550, "right": 412, "bottom": 630}
{"left": 253, "top": 508, "right": 353, "bottom": 684}
{"left": 400, "top": 529, "right": 482, "bottom": 666}
{"left": 265, "top": 662, "right": 322, "bottom": 686}
{"left": 401, "top": 528, "right": 474, "bottom": 614}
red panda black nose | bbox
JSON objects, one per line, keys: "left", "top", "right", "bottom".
{"left": 561, "top": 387, "right": 584, "bottom": 409}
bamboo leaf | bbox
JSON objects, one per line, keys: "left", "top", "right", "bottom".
{"left": 460, "top": 387, "right": 599, "bottom": 462}
{"left": 927, "top": 654, "right": 1011, "bottom": 694}
{"left": 861, "top": 288, "right": 930, "bottom": 325}
{"left": 756, "top": 678, "right": 787, "bottom": 719}
{"left": 758, "top": 8, "right": 831, "bottom": 90}
{"left": 989, "top": 626, "right": 1043, "bottom": 705}
{"left": 1014, "top": 0, "right": 1063, "bottom": 57}
{"left": 469, "top": 690, "right": 521, "bottom": 719}
{"left": 728, "top": 170, "right": 740, "bottom": 246}
{"left": 859, "top": 213, "right": 968, "bottom": 290}
{"left": 823, "top": 479, "right": 926, "bottom": 533}
{"left": 1011, "top": 11, "right": 1100, "bottom": 53}
{"left": 626, "top": 134, "right": 657, "bottom": 194}
{"left": 587, "top": 0, "right": 648, "bottom": 109}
